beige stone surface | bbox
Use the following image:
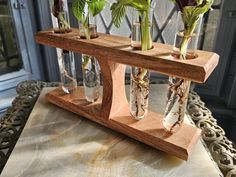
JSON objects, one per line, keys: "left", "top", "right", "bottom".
{"left": 1, "top": 85, "right": 221, "bottom": 177}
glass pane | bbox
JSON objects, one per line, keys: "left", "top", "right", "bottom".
{"left": 0, "top": 0, "right": 23, "bottom": 75}
{"left": 199, "top": 1, "right": 222, "bottom": 51}
{"left": 202, "top": 10, "right": 220, "bottom": 51}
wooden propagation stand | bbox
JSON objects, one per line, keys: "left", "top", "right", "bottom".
{"left": 35, "top": 29, "right": 219, "bottom": 161}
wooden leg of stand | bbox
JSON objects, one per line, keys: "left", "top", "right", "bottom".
{"left": 98, "top": 59, "right": 128, "bottom": 119}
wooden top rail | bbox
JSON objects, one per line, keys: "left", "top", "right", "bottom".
{"left": 35, "top": 29, "right": 219, "bottom": 83}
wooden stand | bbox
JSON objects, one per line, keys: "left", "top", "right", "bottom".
{"left": 35, "top": 29, "right": 219, "bottom": 160}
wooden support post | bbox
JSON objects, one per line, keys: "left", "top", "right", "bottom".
{"left": 99, "top": 60, "right": 128, "bottom": 119}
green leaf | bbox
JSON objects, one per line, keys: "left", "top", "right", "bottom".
{"left": 72, "top": 0, "right": 86, "bottom": 21}
{"left": 72, "top": 0, "right": 106, "bottom": 21}
{"left": 182, "top": 0, "right": 214, "bottom": 28}
{"left": 88, "top": 0, "right": 107, "bottom": 16}
{"left": 110, "top": 2, "right": 126, "bottom": 28}
{"left": 110, "top": 0, "right": 150, "bottom": 28}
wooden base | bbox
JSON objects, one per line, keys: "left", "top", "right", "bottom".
{"left": 45, "top": 87, "right": 202, "bottom": 161}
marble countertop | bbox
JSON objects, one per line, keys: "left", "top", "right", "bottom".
{"left": 1, "top": 85, "right": 222, "bottom": 177}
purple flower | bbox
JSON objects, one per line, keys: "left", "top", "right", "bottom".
{"left": 52, "top": 0, "right": 64, "bottom": 18}
{"left": 174, "top": 0, "right": 198, "bottom": 11}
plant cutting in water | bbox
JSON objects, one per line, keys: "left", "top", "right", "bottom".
{"left": 72, "top": 0, "right": 106, "bottom": 69}
{"left": 60, "top": 50, "right": 77, "bottom": 93}
{"left": 72, "top": 0, "right": 106, "bottom": 102}
{"left": 52, "top": 0, "right": 71, "bottom": 33}
{"left": 111, "top": 0, "right": 154, "bottom": 119}
{"left": 111, "top": 0, "right": 153, "bottom": 91}
{"left": 172, "top": 0, "right": 214, "bottom": 60}
{"left": 111, "top": 0, "right": 153, "bottom": 50}
{"left": 72, "top": 0, "right": 106, "bottom": 39}
{"left": 51, "top": 0, "right": 76, "bottom": 93}
{"left": 163, "top": 0, "right": 215, "bottom": 132}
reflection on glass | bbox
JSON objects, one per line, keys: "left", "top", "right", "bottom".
{"left": 201, "top": 10, "right": 220, "bottom": 51}
{"left": 0, "top": 0, "right": 22, "bottom": 75}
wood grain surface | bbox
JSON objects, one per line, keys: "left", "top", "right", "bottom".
{"left": 35, "top": 29, "right": 219, "bottom": 83}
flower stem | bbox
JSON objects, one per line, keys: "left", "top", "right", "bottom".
{"left": 141, "top": 9, "right": 152, "bottom": 51}
{"left": 139, "top": 5, "right": 152, "bottom": 83}
{"left": 179, "top": 35, "right": 190, "bottom": 60}
{"left": 179, "top": 18, "right": 198, "bottom": 60}
{"left": 83, "top": 12, "right": 91, "bottom": 40}
{"left": 81, "top": 12, "right": 91, "bottom": 70}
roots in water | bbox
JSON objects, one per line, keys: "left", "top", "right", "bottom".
{"left": 61, "top": 68, "right": 77, "bottom": 94}
{"left": 130, "top": 67, "right": 150, "bottom": 120}
{"left": 163, "top": 77, "right": 190, "bottom": 132}
{"left": 60, "top": 50, "right": 76, "bottom": 94}
{"left": 82, "top": 55, "right": 100, "bottom": 102}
